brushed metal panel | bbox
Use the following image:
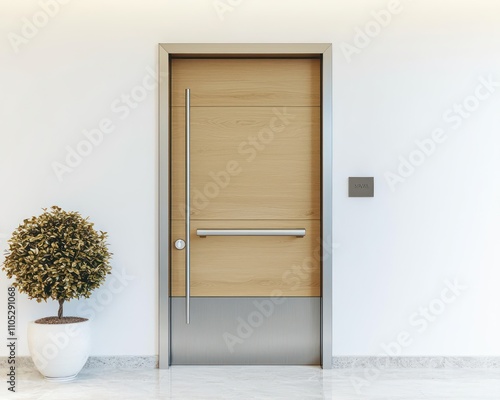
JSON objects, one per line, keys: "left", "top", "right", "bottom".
{"left": 160, "top": 43, "right": 331, "bottom": 55}
{"left": 158, "top": 45, "right": 171, "bottom": 369}
{"left": 348, "top": 177, "right": 374, "bottom": 197}
{"left": 321, "top": 44, "right": 333, "bottom": 369}
{"left": 170, "top": 297, "right": 320, "bottom": 365}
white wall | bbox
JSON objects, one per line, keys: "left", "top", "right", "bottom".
{"left": 1, "top": 0, "right": 499, "bottom": 358}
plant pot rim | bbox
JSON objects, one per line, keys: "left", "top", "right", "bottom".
{"left": 32, "top": 317, "right": 89, "bottom": 325}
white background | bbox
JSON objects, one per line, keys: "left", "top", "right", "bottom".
{"left": 1, "top": 0, "right": 499, "bottom": 358}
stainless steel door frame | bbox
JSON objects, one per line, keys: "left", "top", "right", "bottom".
{"left": 159, "top": 43, "right": 333, "bottom": 369}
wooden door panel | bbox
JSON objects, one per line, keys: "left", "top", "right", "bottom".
{"left": 171, "top": 58, "right": 320, "bottom": 107}
{"left": 171, "top": 106, "right": 320, "bottom": 220}
{"left": 171, "top": 219, "right": 321, "bottom": 297}
{"left": 170, "top": 57, "right": 321, "bottom": 299}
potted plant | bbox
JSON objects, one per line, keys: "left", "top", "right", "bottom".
{"left": 2, "top": 206, "right": 111, "bottom": 381}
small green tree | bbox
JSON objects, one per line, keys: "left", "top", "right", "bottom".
{"left": 2, "top": 206, "right": 112, "bottom": 319}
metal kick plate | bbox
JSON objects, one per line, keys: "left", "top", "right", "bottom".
{"left": 170, "top": 297, "right": 320, "bottom": 365}
{"left": 348, "top": 177, "right": 374, "bottom": 197}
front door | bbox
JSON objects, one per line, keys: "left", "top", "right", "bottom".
{"left": 169, "top": 57, "right": 322, "bottom": 364}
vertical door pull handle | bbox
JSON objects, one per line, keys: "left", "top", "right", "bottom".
{"left": 185, "top": 88, "right": 191, "bottom": 324}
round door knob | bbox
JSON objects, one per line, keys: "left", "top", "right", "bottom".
{"left": 174, "top": 239, "right": 186, "bottom": 250}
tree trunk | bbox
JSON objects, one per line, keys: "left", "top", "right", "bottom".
{"left": 58, "top": 299, "right": 64, "bottom": 319}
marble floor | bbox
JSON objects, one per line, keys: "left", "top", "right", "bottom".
{"left": 4, "top": 366, "right": 500, "bottom": 399}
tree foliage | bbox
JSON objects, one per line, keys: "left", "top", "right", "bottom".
{"left": 2, "top": 206, "right": 112, "bottom": 317}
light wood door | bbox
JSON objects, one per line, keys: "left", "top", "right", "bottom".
{"left": 171, "top": 57, "right": 320, "bottom": 297}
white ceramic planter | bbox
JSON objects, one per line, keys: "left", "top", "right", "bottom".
{"left": 27, "top": 320, "right": 90, "bottom": 381}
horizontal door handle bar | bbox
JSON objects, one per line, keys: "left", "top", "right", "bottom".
{"left": 197, "top": 228, "right": 306, "bottom": 238}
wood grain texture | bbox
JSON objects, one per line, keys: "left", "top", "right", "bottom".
{"left": 171, "top": 106, "right": 320, "bottom": 220}
{"left": 171, "top": 220, "right": 321, "bottom": 297}
{"left": 170, "top": 57, "right": 321, "bottom": 298}
{"left": 171, "top": 58, "right": 320, "bottom": 107}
